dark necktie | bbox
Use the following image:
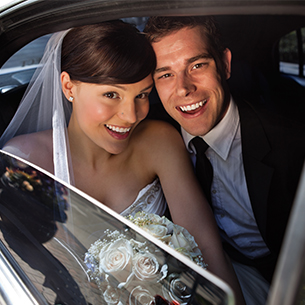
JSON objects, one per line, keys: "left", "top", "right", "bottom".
{"left": 191, "top": 137, "right": 214, "bottom": 203}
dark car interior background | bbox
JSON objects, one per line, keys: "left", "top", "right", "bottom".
{"left": 1, "top": 15, "right": 305, "bottom": 134}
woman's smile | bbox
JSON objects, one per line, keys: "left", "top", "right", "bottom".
{"left": 105, "top": 124, "right": 132, "bottom": 134}
{"left": 105, "top": 124, "right": 132, "bottom": 140}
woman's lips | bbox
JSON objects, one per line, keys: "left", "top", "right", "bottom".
{"left": 105, "top": 124, "right": 131, "bottom": 140}
{"left": 106, "top": 124, "right": 131, "bottom": 133}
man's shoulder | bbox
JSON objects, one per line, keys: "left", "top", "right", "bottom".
{"left": 236, "top": 97, "right": 305, "bottom": 134}
{"left": 236, "top": 97, "right": 305, "bottom": 161}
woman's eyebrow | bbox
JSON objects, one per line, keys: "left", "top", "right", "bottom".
{"left": 111, "top": 84, "right": 127, "bottom": 90}
{"left": 187, "top": 53, "right": 213, "bottom": 64}
{"left": 141, "top": 83, "right": 154, "bottom": 92}
{"left": 110, "top": 83, "right": 154, "bottom": 92}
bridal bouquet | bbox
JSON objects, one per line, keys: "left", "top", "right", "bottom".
{"left": 85, "top": 228, "right": 168, "bottom": 304}
{"left": 126, "top": 212, "right": 207, "bottom": 268}
{"left": 84, "top": 212, "right": 207, "bottom": 305}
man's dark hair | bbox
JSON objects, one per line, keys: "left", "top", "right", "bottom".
{"left": 144, "top": 16, "right": 227, "bottom": 78}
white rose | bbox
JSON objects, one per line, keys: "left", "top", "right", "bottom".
{"left": 142, "top": 224, "right": 170, "bottom": 242}
{"left": 147, "top": 213, "right": 162, "bottom": 223}
{"left": 103, "top": 285, "right": 121, "bottom": 305}
{"left": 170, "top": 224, "right": 199, "bottom": 253}
{"left": 133, "top": 252, "right": 165, "bottom": 282}
{"left": 128, "top": 285, "right": 155, "bottom": 305}
{"left": 99, "top": 238, "right": 134, "bottom": 285}
{"left": 160, "top": 216, "right": 174, "bottom": 234}
{"left": 168, "top": 225, "right": 207, "bottom": 267}
{"left": 162, "top": 273, "right": 192, "bottom": 304}
{"left": 170, "top": 231, "right": 192, "bottom": 251}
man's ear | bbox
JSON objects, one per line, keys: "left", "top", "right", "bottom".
{"left": 61, "top": 71, "right": 74, "bottom": 101}
{"left": 223, "top": 48, "right": 232, "bottom": 80}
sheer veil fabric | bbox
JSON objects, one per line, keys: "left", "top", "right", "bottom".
{"left": 0, "top": 30, "right": 74, "bottom": 185}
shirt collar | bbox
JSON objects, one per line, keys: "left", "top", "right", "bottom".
{"left": 181, "top": 96, "right": 240, "bottom": 160}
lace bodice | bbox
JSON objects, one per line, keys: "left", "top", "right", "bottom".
{"left": 120, "top": 178, "right": 167, "bottom": 217}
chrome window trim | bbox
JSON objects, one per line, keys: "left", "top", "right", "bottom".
{"left": 0, "top": 241, "right": 48, "bottom": 305}
{"left": 267, "top": 163, "right": 305, "bottom": 305}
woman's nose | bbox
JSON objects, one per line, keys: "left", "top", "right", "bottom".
{"left": 176, "top": 73, "right": 196, "bottom": 97}
{"left": 119, "top": 100, "right": 137, "bottom": 123}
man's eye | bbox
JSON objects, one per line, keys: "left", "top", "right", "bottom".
{"left": 192, "top": 63, "right": 207, "bottom": 70}
{"left": 104, "top": 92, "right": 119, "bottom": 99}
{"left": 158, "top": 73, "right": 172, "bottom": 79}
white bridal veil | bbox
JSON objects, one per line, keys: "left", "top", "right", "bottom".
{"left": 0, "top": 30, "right": 73, "bottom": 185}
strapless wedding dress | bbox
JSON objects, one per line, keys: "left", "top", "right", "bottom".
{"left": 120, "top": 178, "right": 167, "bottom": 217}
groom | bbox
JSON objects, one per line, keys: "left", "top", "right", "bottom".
{"left": 144, "top": 15, "right": 305, "bottom": 299}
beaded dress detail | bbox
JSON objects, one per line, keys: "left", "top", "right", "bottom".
{"left": 120, "top": 178, "right": 167, "bottom": 217}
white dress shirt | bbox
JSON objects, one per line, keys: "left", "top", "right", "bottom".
{"left": 182, "top": 97, "right": 270, "bottom": 259}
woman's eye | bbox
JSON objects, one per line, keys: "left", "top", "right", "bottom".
{"left": 104, "top": 92, "right": 119, "bottom": 99}
{"left": 136, "top": 93, "right": 149, "bottom": 99}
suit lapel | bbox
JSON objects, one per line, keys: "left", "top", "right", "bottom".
{"left": 237, "top": 99, "right": 274, "bottom": 241}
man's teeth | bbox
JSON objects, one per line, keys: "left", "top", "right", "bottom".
{"left": 106, "top": 124, "right": 131, "bottom": 133}
{"left": 180, "top": 100, "right": 207, "bottom": 112}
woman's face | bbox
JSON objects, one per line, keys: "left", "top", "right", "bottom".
{"left": 68, "top": 75, "right": 153, "bottom": 154}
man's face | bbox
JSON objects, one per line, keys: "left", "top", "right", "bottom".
{"left": 152, "top": 26, "right": 232, "bottom": 136}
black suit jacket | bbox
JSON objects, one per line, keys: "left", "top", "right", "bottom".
{"left": 147, "top": 95, "right": 305, "bottom": 281}
{"left": 236, "top": 98, "right": 305, "bottom": 276}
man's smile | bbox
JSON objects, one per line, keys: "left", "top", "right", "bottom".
{"left": 179, "top": 99, "right": 207, "bottom": 112}
{"left": 177, "top": 99, "right": 207, "bottom": 115}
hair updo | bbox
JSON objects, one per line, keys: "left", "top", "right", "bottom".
{"left": 61, "top": 20, "right": 156, "bottom": 85}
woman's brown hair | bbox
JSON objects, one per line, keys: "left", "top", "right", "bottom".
{"left": 61, "top": 20, "right": 156, "bottom": 85}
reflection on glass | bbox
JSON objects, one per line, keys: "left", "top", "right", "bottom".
{"left": 0, "top": 152, "right": 232, "bottom": 305}
{"left": 295, "top": 267, "right": 305, "bottom": 305}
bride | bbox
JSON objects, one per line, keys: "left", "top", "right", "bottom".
{"left": 0, "top": 20, "right": 245, "bottom": 304}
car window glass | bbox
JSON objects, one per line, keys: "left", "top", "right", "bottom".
{"left": 0, "top": 152, "right": 232, "bottom": 305}
{"left": 0, "top": 17, "right": 146, "bottom": 94}
{"left": 0, "top": 35, "right": 51, "bottom": 93}
{"left": 279, "top": 28, "right": 305, "bottom": 81}
{"left": 295, "top": 270, "right": 305, "bottom": 304}
{"left": 1, "top": 35, "right": 50, "bottom": 70}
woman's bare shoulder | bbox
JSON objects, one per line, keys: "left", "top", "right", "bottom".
{"left": 3, "top": 129, "right": 52, "bottom": 151}
{"left": 134, "top": 119, "right": 181, "bottom": 142}
{"left": 2, "top": 130, "right": 53, "bottom": 170}
{"left": 132, "top": 119, "right": 185, "bottom": 157}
